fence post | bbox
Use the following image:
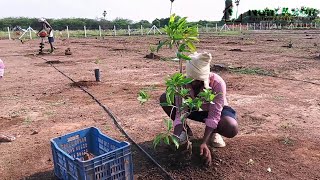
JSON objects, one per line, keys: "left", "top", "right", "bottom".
{"left": 260, "top": 22, "right": 262, "bottom": 30}
{"left": 197, "top": 24, "right": 199, "bottom": 34}
{"left": 315, "top": 22, "right": 317, "bottom": 28}
{"left": 233, "top": 23, "right": 235, "bottom": 31}
{"left": 240, "top": 23, "right": 242, "bottom": 31}
{"left": 114, "top": 25, "right": 117, "bottom": 36}
{"left": 84, "top": 26, "right": 87, "bottom": 37}
{"left": 7, "top": 27, "right": 11, "bottom": 40}
{"left": 66, "top": 26, "right": 70, "bottom": 39}
{"left": 247, "top": 23, "right": 249, "bottom": 30}
{"left": 206, "top": 24, "right": 208, "bottom": 33}
{"left": 253, "top": 23, "right": 256, "bottom": 30}
{"left": 99, "top": 25, "right": 102, "bottom": 37}
{"left": 29, "top": 27, "right": 32, "bottom": 39}
{"left": 216, "top": 23, "right": 218, "bottom": 32}
{"left": 128, "top": 25, "right": 131, "bottom": 36}
{"left": 141, "top": 25, "right": 143, "bottom": 35}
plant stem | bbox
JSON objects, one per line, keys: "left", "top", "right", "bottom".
{"left": 170, "top": 2, "right": 173, "bottom": 16}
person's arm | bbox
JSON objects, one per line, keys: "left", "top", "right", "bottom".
{"left": 44, "top": 21, "right": 53, "bottom": 29}
{"left": 202, "top": 81, "right": 226, "bottom": 144}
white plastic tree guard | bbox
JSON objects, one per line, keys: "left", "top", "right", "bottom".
{"left": 19, "top": 26, "right": 36, "bottom": 40}
{"left": 147, "top": 25, "right": 162, "bottom": 35}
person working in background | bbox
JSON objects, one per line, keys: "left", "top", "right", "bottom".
{"left": 38, "top": 18, "right": 55, "bottom": 53}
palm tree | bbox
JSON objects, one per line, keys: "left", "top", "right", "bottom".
{"left": 170, "top": 0, "right": 174, "bottom": 16}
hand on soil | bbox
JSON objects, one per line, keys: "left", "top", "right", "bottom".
{"left": 200, "top": 143, "right": 212, "bottom": 166}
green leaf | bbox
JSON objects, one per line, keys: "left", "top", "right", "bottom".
{"left": 137, "top": 90, "right": 150, "bottom": 105}
{"left": 187, "top": 36, "right": 199, "bottom": 41}
{"left": 173, "top": 34, "right": 184, "bottom": 40}
{"left": 153, "top": 134, "right": 163, "bottom": 148}
{"left": 164, "top": 135, "right": 170, "bottom": 145}
{"left": 178, "top": 44, "right": 186, "bottom": 52}
{"left": 164, "top": 119, "right": 173, "bottom": 132}
{"left": 179, "top": 88, "right": 190, "bottom": 97}
{"left": 169, "top": 14, "right": 176, "bottom": 24}
{"left": 157, "top": 40, "right": 168, "bottom": 52}
{"left": 170, "top": 135, "right": 180, "bottom": 149}
{"left": 198, "top": 89, "right": 217, "bottom": 102}
{"left": 181, "top": 77, "right": 193, "bottom": 85}
{"left": 177, "top": 52, "right": 192, "bottom": 61}
{"left": 166, "top": 87, "right": 175, "bottom": 105}
{"left": 186, "top": 41, "right": 196, "bottom": 52}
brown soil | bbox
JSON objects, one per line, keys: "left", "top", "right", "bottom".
{"left": 0, "top": 30, "right": 320, "bottom": 180}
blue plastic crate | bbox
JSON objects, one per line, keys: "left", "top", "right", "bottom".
{"left": 51, "top": 127, "right": 133, "bottom": 180}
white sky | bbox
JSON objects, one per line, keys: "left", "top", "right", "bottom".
{"left": 1, "top": 0, "right": 319, "bottom": 22}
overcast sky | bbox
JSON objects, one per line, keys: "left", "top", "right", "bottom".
{"left": 1, "top": 0, "right": 319, "bottom": 22}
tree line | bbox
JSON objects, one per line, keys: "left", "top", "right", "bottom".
{"left": 0, "top": 17, "right": 220, "bottom": 31}
{"left": 0, "top": 6, "right": 319, "bottom": 31}
{"left": 234, "top": 7, "right": 320, "bottom": 23}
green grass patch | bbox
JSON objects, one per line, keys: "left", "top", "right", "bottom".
{"left": 230, "top": 67, "right": 274, "bottom": 76}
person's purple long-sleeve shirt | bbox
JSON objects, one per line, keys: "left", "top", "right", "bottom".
{"left": 174, "top": 73, "right": 228, "bottom": 129}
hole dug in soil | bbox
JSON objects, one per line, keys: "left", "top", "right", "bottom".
{"left": 46, "top": 60, "right": 63, "bottom": 64}
{"left": 145, "top": 53, "right": 161, "bottom": 60}
{"left": 229, "top": 48, "right": 243, "bottom": 52}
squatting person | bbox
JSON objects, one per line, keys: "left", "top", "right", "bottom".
{"left": 160, "top": 52, "right": 238, "bottom": 165}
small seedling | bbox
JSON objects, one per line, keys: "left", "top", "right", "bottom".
{"left": 95, "top": 59, "right": 101, "bottom": 64}
{"left": 229, "top": 67, "right": 274, "bottom": 76}
{"left": 282, "top": 136, "right": 294, "bottom": 146}
{"left": 149, "top": 45, "right": 156, "bottom": 53}
{"left": 137, "top": 90, "right": 150, "bottom": 105}
{"left": 23, "top": 116, "right": 32, "bottom": 126}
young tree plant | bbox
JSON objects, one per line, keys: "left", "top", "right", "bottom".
{"left": 138, "top": 14, "right": 216, "bottom": 150}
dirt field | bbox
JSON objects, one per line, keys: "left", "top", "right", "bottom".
{"left": 0, "top": 30, "right": 320, "bottom": 180}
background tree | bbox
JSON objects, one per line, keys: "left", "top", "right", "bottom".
{"left": 222, "top": 0, "right": 233, "bottom": 21}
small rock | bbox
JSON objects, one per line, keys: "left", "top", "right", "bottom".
{"left": 247, "top": 159, "right": 254, "bottom": 165}
{"left": 48, "top": 158, "right": 51, "bottom": 162}
{"left": 267, "top": 167, "right": 272, "bottom": 172}
{"left": 31, "top": 130, "right": 39, "bottom": 135}
{"left": 0, "top": 135, "right": 16, "bottom": 142}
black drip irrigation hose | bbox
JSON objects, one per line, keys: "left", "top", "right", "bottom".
{"left": 37, "top": 56, "right": 175, "bottom": 180}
